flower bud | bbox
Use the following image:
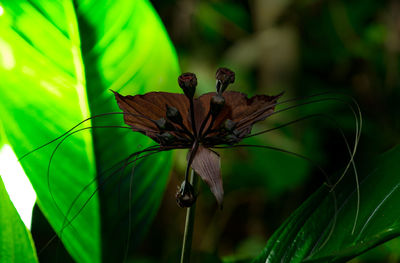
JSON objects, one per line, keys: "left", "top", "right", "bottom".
{"left": 176, "top": 180, "right": 196, "bottom": 208}
{"left": 210, "top": 95, "right": 225, "bottom": 117}
{"left": 224, "top": 134, "right": 240, "bottom": 145}
{"left": 216, "top": 67, "right": 235, "bottom": 94}
{"left": 166, "top": 105, "right": 183, "bottom": 125}
{"left": 232, "top": 129, "right": 241, "bottom": 137}
{"left": 155, "top": 118, "right": 167, "bottom": 130}
{"left": 156, "top": 132, "right": 175, "bottom": 145}
{"left": 178, "top": 72, "right": 197, "bottom": 98}
{"left": 220, "top": 119, "right": 236, "bottom": 132}
{"left": 155, "top": 118, "right": 174, "bottom": 131}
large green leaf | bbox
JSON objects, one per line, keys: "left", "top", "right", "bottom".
{"left": 0, "top": 175, "right": 38, "bottom": 263}
{"left": 0, "top": 1, "right": 179, "bottom": 262}
{"left": 253, "top": 145, "right": 400, "bottom": 263}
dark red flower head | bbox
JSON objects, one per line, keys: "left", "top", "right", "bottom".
{"left": 178, "top": 72, "right": 197, "bottom": 98}
{"left": 216, "top": 67, "right": 235, "bottom": 94}
{"left": 113, "top": 68, "right": 283, "bottom": 207}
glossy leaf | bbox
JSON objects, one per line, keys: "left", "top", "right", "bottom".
{"left": 0, "top": 0, "right": 179, "bottom": 262}
{"left": 0, "top": 175, "right": 38, "bottom": 263}
{"left": 253, "top": 145, "right": 400, "bottom": 263}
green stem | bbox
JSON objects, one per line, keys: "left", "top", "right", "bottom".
{"left": 180, "top": 169, "right": 198, "bottom": 263}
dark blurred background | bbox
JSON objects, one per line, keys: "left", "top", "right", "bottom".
{"left": 132, "top": 0, "right": 400, "bottom": 262}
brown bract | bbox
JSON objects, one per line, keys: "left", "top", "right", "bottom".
{"left": 112, "top": 91, "right": 191, "bottom": 145}
{"left": 113, "top": 91, "right": 282, "bottom": 145}
{"left": 112, "top": 72, "right": 282, "bottom": 207}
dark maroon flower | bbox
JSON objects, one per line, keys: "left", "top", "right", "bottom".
{"left": 113, "top": 68, "right": 283, "bottom": 207}
{"left": 178, "top": 72, "right": 197, "bottom": 98}
{"left": 216, "top": 67, "right": 235, "bottom": 95}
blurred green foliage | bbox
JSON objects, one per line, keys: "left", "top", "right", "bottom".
{"left": 0, "top": 0, "right": 179, "bottom": 262}
{"left": 252, "top": 145, "right": 400, "bottom": 263}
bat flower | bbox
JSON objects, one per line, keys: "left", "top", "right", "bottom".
{"left": 113, "top": 68, "right": 283, "bottom": 208}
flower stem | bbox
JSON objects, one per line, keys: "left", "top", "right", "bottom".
{"left": 180, "top": 169, "right": 198, "bottom": 263}
{"left": 189, "top": 99, "right": 197, "bottom": 138}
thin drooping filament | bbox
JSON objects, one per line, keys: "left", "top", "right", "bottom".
{"left": 213, "top": 93, "right": 361, "bottom": 247}
{"left": 39, "top": 140, "right": 170, "bottom": 255}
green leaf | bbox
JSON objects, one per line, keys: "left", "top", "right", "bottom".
{"left": 0, "top": 175, "right": 38, "bottom": 263}
{"left": 0, "top": 0, "right": 179, "bottom": 262}
{"left": 253, "top": 145, "right": 400, "bottom": 263}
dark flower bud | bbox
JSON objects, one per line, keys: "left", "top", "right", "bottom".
{"left": 155, "top": 118, "right": 167, "bottom": 130}
{"left": 224, "top": 134, "right": 240, "bottom": 145}
{"left": 176, "top": 180, "right": 196, "bottom": 208}
{"left": 166, "top": 105, "right": 183, "bottom": 125}
{"left": 178, "top": 72, "right": 197, "bottom": 98}
{"left": 232, "top": 129, "right": 241, "bottom": 137}
{"left": 156, "top": 132, "right": 175, "bottom": 145}
{"left": 220, "top": 119, "right": 236, "bottom": 132}
{"left": 155, "top": 118, "right": 174, "bottom": 131}
{"left": 210, "top": 95, "right": 225, "bottom": 117}
{"left": 216, "top": 67, "right": 235, "bottom": 94}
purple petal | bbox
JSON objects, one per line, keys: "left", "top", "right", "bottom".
{"left": 190, "top": 145, "right": 223, "bottom": 206}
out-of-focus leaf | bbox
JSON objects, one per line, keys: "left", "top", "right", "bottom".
{"left": 224, "top": 135, "right": 311, "bottom": 198}
{"left": 222, "top": 236, "right": 265, "bottom": 263}
{"left": 0, "top": 175, "right": 38, "bottom": 263}
{"left": 0, "top": 0, "right": 179, "bottom": 262}
{"left": 253, "top": 145, "right": 400, "bottom": 263}
{"left": 74, "top": 0, "right": 179, "bottom": 260}
{"left": 351, "top": 237, "right": 400, "bottom": 262}
{"left": 224, "top": 259, "right": 252, "bottom": 263}
{"left": 0, "top": 1, "right": 101, "bottom": 261}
